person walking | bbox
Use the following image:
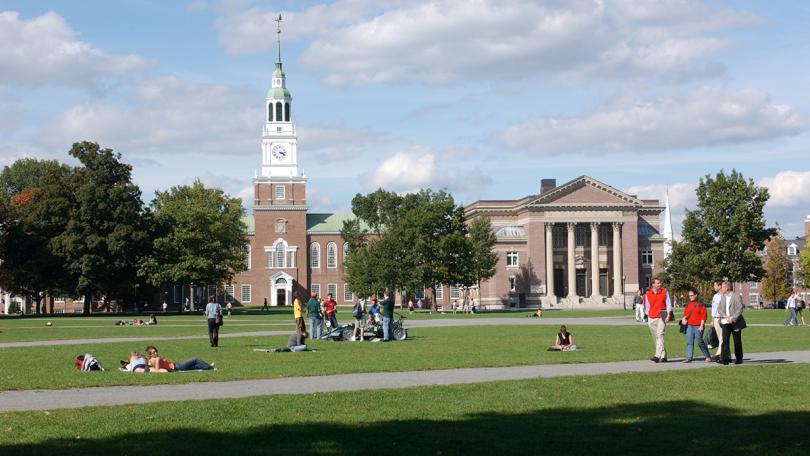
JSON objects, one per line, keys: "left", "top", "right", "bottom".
{"left": 380, "top": 289, "right": 395, "bottom": 341}
{"left": 323, "top": 293, "right": 338, "bottom": 330}
{"left": 785, "top": 289, "right": 800, "bottom": 327}
{"left": 706, "top": 280, "right": 724, "bottom": 359}
{"left": 292, "top": 292, "right": 306, "bottom": 336}
{"left": 307, "top": 291, "right": 323, "bottom": 339}
{"left": 644, "top": 278, "right": 672, "bottom": 363}
{"left": 634, "top": 289, "right": 645, "bottom": 322}
{"left": 204, "top": 295, "right": 222, "bottom": 347}
{"left": 263, "top": 297, "right": 269, "bottom": 311}
{"left": 226, "top": 302, "right": 232, "bottom": 318}
{"left": 798, "top": 298, "right": 807, "bottom": 326}
{"left": 681, "top": 288, "right": 711, "bottom": 363}
{"left": 718, "top": 281, "right": 746, "bottom": 365}
{"left": 351, "top": 293, "right": 366, "bottom": 341}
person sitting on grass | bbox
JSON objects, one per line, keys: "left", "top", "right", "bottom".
{"left": 549, "top": 325, "right": 576, "bottom": 351}
{"left": 367, "top": 298, "right": 380, "bottom": 325}
{"left": 269, "top": 333, "right": 309, "bottom": 352}
{"left": 147, "top": 313, "right": 157, "bottom": 325}
{"left": 145, "top": 345, "right": 216, "bottom": 372}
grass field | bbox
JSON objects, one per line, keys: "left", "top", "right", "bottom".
{"left": 1, "top": 364, "right": 809, "bottom": 455}
{"left": 2, "top": 323, "right": 809, "bottom": 391}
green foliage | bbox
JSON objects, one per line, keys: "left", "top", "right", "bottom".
{"left": 760, "top": 234, "right": 791, "bottom": 304}
{"left": 800, "top": 244, "right": 810, "bottom": 289}
{"left": 51, "top": 142, "right": 152, "bottom": 314}
{"left": 664, "top": 170, "right": 775, "bottom": 290}
{"left": 343, "top": 189, "right": 479, "bottom": 306}
{"left": 0, "top": 158, "right": 72, "bottom": 203}
{"left": 466, "top": 216, "right": 499, "bottom": 290}
{"left": 139, "top": 180, "right": 247, "bottom": 288}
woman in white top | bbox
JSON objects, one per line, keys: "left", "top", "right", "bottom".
{"left": 205, "top": 296, "right": 223, "bottom": 347}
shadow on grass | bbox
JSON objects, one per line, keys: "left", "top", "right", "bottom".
{"left": 5, "top": 401, "right": 808, "bottom": 455}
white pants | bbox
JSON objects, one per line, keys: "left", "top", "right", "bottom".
{"left": 648, "top": 317, "right": 667, "bottom": 359}
{"left": 635, "top": 304, "right": 645, "bottom": 321}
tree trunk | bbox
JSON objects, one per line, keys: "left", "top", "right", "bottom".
{"left": 48, "top": 296, "right": 54, "bottom": 314}
{"left": 83, "top": 291, "right": 92, "bottom": 316}
{"left": 429, "top": 287, "right": 436, "bottom": 312}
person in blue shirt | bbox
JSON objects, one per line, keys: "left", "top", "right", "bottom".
{"left": 367, "top": 298, "right": 380, "bottom": 325}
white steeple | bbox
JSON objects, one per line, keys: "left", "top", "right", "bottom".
{"left": 260, "top": 14, "right": 300, "bottom": 178}
{"left": 663, "top": 189, "right": 674, "bottom": 260}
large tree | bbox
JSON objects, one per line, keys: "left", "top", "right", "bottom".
{"left": 0, "top": 159, "right": 75, "bottom": 313}
{"left": 760, "top": 234, "right": 791, "bottom": 305}
{"left": 342, "top": 188, "right": 478, "bottom": 310}
{"left": 800, "top": 243, "right": 810, "bottom": 291}
{"left": 465, "top": 215, "right": 499, "bottom": 296}
{"left": 139, "top": 180, "right": 247, "bottom": 297}
{"left": 664, "top": 170, "right": 775, "bottom": 291}
{"left": 52, "top": 142, "right": 151, "bottom": 315}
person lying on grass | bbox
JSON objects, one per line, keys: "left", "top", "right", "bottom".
{"left": 145, "top": 345, "right": 216, "bottom": 372}
{"left": 121, "top": 352, "right": 150, "bottom": 372}
{"left": 548, "top": 325, "right": 576, "bottom": 351}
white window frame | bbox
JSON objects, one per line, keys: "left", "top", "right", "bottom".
{"left": 275, "top": 185, "right": 285, "bottom": 200}
{"left": 311, "top": 284, "right": 321, "bottom": 298}
{"left": 225, "top": 285, "right": 235, "bottom": 302}
{"left": 327, "top": 283, "right": 337, "bottom": 299}
{"left": 788, "top": 245, "right": 797, "bottom": 256}
{"left": 450, "top": 285, "right": 460, "bottom": 299}
{"left": 506, "top": 251, "right": 518, "bottom": 267}
{"left": 434, "top": 285, "right": 444, "bottom": 300}
{"left": 344, "top": 283, "right": 353, "bottom": 302}
{"left": 275, "top": 243, "right": 285, "bottom": 268}
{"left": 748, "top": 281, "right": 758, "bottom": 290}
{"left": 509, "top": 277, "right": 516, "bottom": 292}
{"left": 641, "top": 250, "right": 653, "bottom": 267}
{"left": 749, "top": 293, "right": 760, "bottom": 304}
{"left": 266, "top": 250, "right": 273, "bottom": 268}
{"left": 327, "top": 242, "right": 338, "bottom": 269}
{"left": 310, "top": 243, "right": 321, "bottom": 268}
{"left": 241, "top": 284, "right": 251, "bottom": 303}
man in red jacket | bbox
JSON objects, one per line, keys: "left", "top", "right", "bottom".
{"left": 323, "top": 293, "right": 338, "bottom": 330}
{"left": 644, "top": 278, "right": 672, "bottom": 363}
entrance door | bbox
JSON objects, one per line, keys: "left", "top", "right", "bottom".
{"left": 276, "top": 288, "right": 286, "bottom": 307}
{"left": 554, "top": 269, "right": 565, "bottom": 297}
{"left": 576, "top": 269, "right": 587, "bottom": 296}
{"left": 599, "top": 268, "right": 609, "bottom": 296}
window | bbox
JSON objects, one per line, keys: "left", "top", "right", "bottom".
{"left": 788, "top": 244, "right": 797, "bottom": 256}
{"left": 241, "top": 284, "right": 251, "bottom": 303}
{"left": 275, "top": 243, "right": 285, "bottom": 268}
{"left": 275, "top": 218, "right": 286, "bottom": 233}
{"left": 311, "top": 284, "right": 320, "bottom": 298}
{"left": 268, "top": 103, "right": 273, "bottom": 122}
{"left": 415, "top": 287, "right": 425, "bottom": 299}
{"left": 266, "top": 250, "right": 274, "bottom": 268}
{"left": 244, "top": 245, "right": 251, "bottom": 269}
{"left": 599, "top": 227, "right": 610, "bottom": 246}
{"left": 275, "top": 102, "right": 282, "bottom": 122}
{"left": 575, "top": 226, "right": 587, "bottom": 247}
{"left": 641, "top": 250, "right": 653, "bottom": 266}
{"left": 506, "top": 251, "right": 518, "bottom": 267}
{"left": 749, "top": 294, "right": 760, "bottom": 305}
{"left": 327, "top": 283, "right": 337, "bottom": 299}
{"left": 450, "top": 285, "right": 460, "bottom": 299}
{"left": 343, "top": 242, "right": 349, "bottom": 264}
{"left": 553, "top": 228, "right": 565, "bottom": 248}
{"left": 434, "top": 285, "right": 444, "bottom": 300}
{"left": 224, "top": 285, "right": 235, "bottom": 302}
{"left": 275, "top": 185, "right": 285, "bottom": 200}
{"left": 344, "top": 284, "right": 353, "bottom": 302}
{"left": 285, "top": 102, "right": 290, "bottom": 121}
{"left": 310, "top": 243, "right": 320, "bottom": 268}
{"left": 327, "top": 242, "right": 338, "bottom": 268}
{"left": 643, "top": 275, "right": 651, "bottom": 290}
{"left": 509, "top": 277, "right": 516, "bottom": 292}
{"left": 748, "top": 281, "right": 758, "bottom": 290}
{"left": 287, "top": 250, "right": 296, "bottom": 268}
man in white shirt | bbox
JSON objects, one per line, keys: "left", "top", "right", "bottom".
{"left": 707, "top": 280, "right": 724, "bottom": 358}
{"left": 785, "top": 288, "right": 799, "bottom": 327}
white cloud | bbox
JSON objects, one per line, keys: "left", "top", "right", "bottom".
{"left": 361, "top": 149, "right": 491, "bottom": 195}
{"left": 501, "top": 87, "right": 806, "bottom": 154}
{"left": 0, "top": 11, "right": 151, "bottom": 88}
{"left": 297, "top": 122, "right": 388, "bottom": 161}
{"left": 266, "top": 0, "right": 756, "bottom": 86}
{"left": 759, "top": 171, "right": 810, "bottom": 208}
{"left": 40, "top": 76, "right": 260, "bottom": 156}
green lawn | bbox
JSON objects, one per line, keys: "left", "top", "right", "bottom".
{"left": 2, "top": 324, "right": 809, "bottom": 391}
{"left": 1, "top": 364, "right": 808, "bottom": 455}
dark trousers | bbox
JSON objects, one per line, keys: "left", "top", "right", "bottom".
{"left": 207, "top": 318, "right": 219, "bottom": 347}
{"left": 720, "top": 324, "right": 743, "bottom": 363}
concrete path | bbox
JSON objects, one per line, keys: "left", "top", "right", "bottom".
{"left": 0, "top": 317, "right": 789, "bottom": 348}
{"left": 1, "top": 350, "right": 807, "bottom": 412}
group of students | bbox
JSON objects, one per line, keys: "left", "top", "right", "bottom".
{"left": 292, "top": 289, "right": 396, "bottom": 341}
{"left": 121, "top": 345, "right": 215, "bottom": 373}
{"left": 785, "top": 288, "right": 808, "bottom": 326}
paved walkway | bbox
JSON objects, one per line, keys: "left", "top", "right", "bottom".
{"left": 0, "top": 317, "right": 788, "bottom": 348}
{"left": 1, "top": 350, "right": 807, "bottom": 412}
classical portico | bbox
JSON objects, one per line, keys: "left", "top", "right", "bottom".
{"left": 466, "top": 176, "right": 665, "bottom": 309}
{"left": 269, "top": 270, "right": 294, "bottom": 306}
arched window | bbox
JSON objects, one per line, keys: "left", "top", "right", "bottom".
{"left": 275, "top": 242, "right": 285, "bottom": 268}
{"left": 327, "top": 242, "right": 337, "bottom": 268}
{"left": 310, "top": 243, "right": 321, "bottom": 268}
{"left": 343, "top": 242, "right": 349, "bottom": 264}
{"left": 275, "top": 102, "right": 282, "bottom": 123}
{"left": 285, "top": 102, "right": 290, "bottom": 121}
{"left": 268, "top": 103, "right": 273, "bottom": 122}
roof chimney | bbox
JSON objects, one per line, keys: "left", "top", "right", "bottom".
{"left": 540, "top": 179, "right": 556, "bottom": 194}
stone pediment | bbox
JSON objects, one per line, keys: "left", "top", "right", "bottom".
{"left": 525, "top": 176, "right": 643, "bottom": 208}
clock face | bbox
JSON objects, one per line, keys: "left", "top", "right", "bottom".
{"left": 271, "top": 144, "right": 288, "bottom": 160}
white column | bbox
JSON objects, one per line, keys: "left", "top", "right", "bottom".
{"left": 590, "top": 222, "right": 601, "bottom": 298}
{"left": 613, "top": 222, "right": 623, "bottom": 299}
{"left": 567, "top": 222, "right": 576, "bottom": 299}
{"left": 545, "top": 223, "right": 555, "bottom": 299}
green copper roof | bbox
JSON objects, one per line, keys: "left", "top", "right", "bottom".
{"left": 241, "top": 214, "right": 255, "bottom": 235}
{"left": 307, "top": 213, "right": 368, "bottom": 233}
{"left": 266, "top": 86, "right": 292, "bottom": 99}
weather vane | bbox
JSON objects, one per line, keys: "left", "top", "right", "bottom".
{"left": 275, "top": 14, "right": 282, "bottom": 36}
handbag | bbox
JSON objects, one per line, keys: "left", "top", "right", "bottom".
{"left": 215, "top": 311, "right": 223, "bottom": 327}
{"left": 678, "top": 305, "right": 697, "bottom": 335}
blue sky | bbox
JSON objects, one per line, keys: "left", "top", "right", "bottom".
{"left": 1, "top": 0, "right": 809, "bottom": 237}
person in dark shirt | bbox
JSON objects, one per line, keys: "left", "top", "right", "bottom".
{"left": 307, "top": 292, "right": 323, "bottom": 339}
{"left": 549, "top": 325, "right": 575, "bottom": 351}
{"left": 380, "top": 289, "right": 395, "bottom": 341}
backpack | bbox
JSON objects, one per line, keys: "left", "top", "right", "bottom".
{"left": 352, "top": 300, "right": 364, "bottom": 319}
{"left": 75, "top": 353, "right": 105, "bottom": 372}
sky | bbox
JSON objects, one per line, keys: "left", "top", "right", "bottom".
{"left": 1, "top": 0, "right": 809, "bottom": 238}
